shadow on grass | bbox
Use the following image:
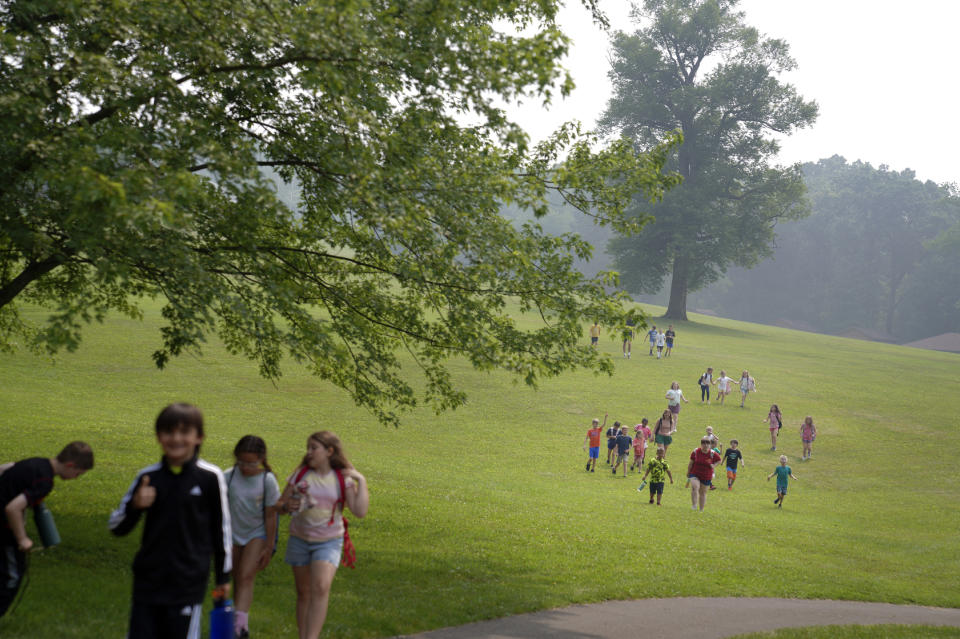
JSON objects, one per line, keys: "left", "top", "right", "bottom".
{"left": 673, "top": 318, "right": 764, "bottom": 340}
{"left": 395, "top": 606, "right": 610, "bottom": 639}
{"left": 349, "top": 548, "right": 605, "bottom": 639}
{"left": 0, "top": 511, "right": 134, "bottom": 639}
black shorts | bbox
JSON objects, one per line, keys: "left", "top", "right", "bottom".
{"left": 649, "top": 482, "right": 665, "bottom": 495}
{"left": 129, "top": 601, "right": 203, "bottom": 639}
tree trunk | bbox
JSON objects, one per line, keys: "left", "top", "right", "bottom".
{"left": 664, "top": 255, "right": 688, "bottom": 320}
{"left": 884, "top": 269, "right": 906, "bottom": 337}
{"left": 0, "top": 255, "right": 63, "bottom": 310}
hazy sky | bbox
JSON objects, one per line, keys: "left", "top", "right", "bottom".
{"left": 507, "top": 0, "right": 959, "bottom": 186}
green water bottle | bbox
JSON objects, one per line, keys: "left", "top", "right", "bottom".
{"left": 33, "top": 503, "right": 61, "bottom": 548}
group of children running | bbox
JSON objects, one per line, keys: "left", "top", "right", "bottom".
{"left": 695, "top": 367, "right": 758, "bottom": 407}
{"left": 1, "top": 403, "right": 370, "bottom": 639}
{"left": 582, "top": 402, "right": 817, "bottom": 511}
{"left": 591, "top": 321, "right": 678, "bottom": 359}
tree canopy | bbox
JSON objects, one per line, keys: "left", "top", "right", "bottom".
{"left": 689, "top": 156, "right": 960, "bottom": 340}
{"left": 0, "top": 0, "right": 681, "bottom": 424}
{"left": 599, "top": 0, "right": 817, "bottom": 319}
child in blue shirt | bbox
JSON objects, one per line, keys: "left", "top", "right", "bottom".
{"left": 767, "top": 454, "right": 799, "bottom": 507}
{"left": 611, "top": 426, "right": 633, "bottom": 477}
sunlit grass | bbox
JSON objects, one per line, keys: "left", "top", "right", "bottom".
{"left": 1, "top": 301, "right": 958, "bottom": 638}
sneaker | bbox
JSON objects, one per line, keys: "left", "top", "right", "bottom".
{"left": 709, "top": 486, "right": 716, "bottom": 491}
{"left": 649, "top": 499, "right": 654, "bottom": 504}
{"left": 778, "top": 502, "right": 782, "bottom": 508}
{"left": 612, "top": 468, "right": 616, "bottom": 474}
{"left": 586, "top": 462, "right": 591, "bottom": 471}
{"left": 237, "top": 630, "right": 250, "bottom": 639}
{"left": 774, "top": 497, "right": 780, "bottom": 504}
{"left": 590, "top": 468, "right": 595, "bottom": 472}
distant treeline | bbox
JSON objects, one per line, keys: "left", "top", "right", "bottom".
{"left": 498, "top": 156, "right": 960, "bottom": 342}
{"left": 688, "top": 156, "right": 960, "bottom": 342}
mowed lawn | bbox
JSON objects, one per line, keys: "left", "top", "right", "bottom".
{"left": 1, "top": 301, "right": 958, "bottom": 638}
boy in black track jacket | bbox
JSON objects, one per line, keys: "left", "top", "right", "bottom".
{"left": 109, "top": 403, "right": 232, "bottom": 639}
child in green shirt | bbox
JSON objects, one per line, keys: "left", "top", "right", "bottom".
{"left": 767, "top": 454, "right": 798, "bottom": 507}
{"left": 639, "top": 446, "right": 674, "bottom": 505}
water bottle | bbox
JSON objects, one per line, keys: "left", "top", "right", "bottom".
{"left": 209, "top": 597, "right": 235, "bottom": 639}
{"left": 33, "top": 503, "right": 61, "bottom": 548}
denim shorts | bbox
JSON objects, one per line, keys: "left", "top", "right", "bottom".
{"left": 285, "top": 535, "right": 344, "bottom": 567}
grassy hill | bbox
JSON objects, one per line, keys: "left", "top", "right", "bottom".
{"left": 1, "top": 301, "right": 958, "bottom": 638}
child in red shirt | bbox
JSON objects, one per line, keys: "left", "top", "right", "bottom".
{"left": 686, "top": 437, "right": 721, "bottom": 512}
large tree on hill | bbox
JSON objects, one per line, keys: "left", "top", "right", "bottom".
{"left": 599, "top": 0, "right": 817, "bottom": 319}
{"left": 0, "top": 0, "right": 680, "bottom": 424}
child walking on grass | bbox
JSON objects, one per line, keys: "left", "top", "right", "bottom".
{"left": 764, "top": 404, "right": 783, "bottom": 450}
{"left": 722, "top": 440, "right": 744, "bottom": 490}
{"left": 605, "top": 420, "right": 619, "bottom": 465}
{"left": 800, "top": 416, "right": 817, "bottom": 460}
{"left": 768, "top": 455, "right": 798, "bottom": 507}
{"left": 630, "top": 419, "right": 651, "bottom": 472}
{"left": 1, "top": 442, "right": 93, "bottom": 618}
{"left": 739, "top": 370, "right": 757, "bottom": 407}
{"left": 698, "top": 367, "right": 714, "bottom": 403}
{"left": 277, "top": 431, "right": 369, "bottom": 639}
{"left": 687, "top": 437, "right": 722, "bottom": 511}
{"left": 639, "top": 447, "right": 673, "bottom": 505}
{"left": 583, "top": 413, "right": 607, "bottom": 472}
{"left": 225, "top": 435, "right": 281, "bottom": 639}
{"left": 653, "top": 410, "right": 677, "bottom": 456}
{"left": 110, "top": 403, "right": 231, "bottom": 639}
{"left": 612, "top": 425, "right": 632, "bottom": 477}
{"left": 715, "top": 370, "right": 734, "bottom": 406}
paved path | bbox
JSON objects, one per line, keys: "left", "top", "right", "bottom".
{"left": 401, "top": 598, "right": 960, "bottom": 639}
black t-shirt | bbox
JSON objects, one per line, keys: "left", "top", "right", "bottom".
{"left": 606, "top": 427, "right": 618, "bottom": 442}
{"left": 0, "top": 458, "right": 54, "bottom": 544}
{"left": 723, "top": 449, "right": 743, "bottom": 470}
{"left": 616, "top": 434, "right": 633, "bottom": 455}
{"left": 665, "top": 329, "right": 675, "bottom": 341}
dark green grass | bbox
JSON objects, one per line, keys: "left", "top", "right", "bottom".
{"left": 1, "top": 302, "right": 958, "bottom": 637}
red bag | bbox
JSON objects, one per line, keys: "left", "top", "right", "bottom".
{"left": 291, "top": 465, "right": 356, "bottom": 569}
{"left": 332, "top": 469, "right": 356, "bottom": 569}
